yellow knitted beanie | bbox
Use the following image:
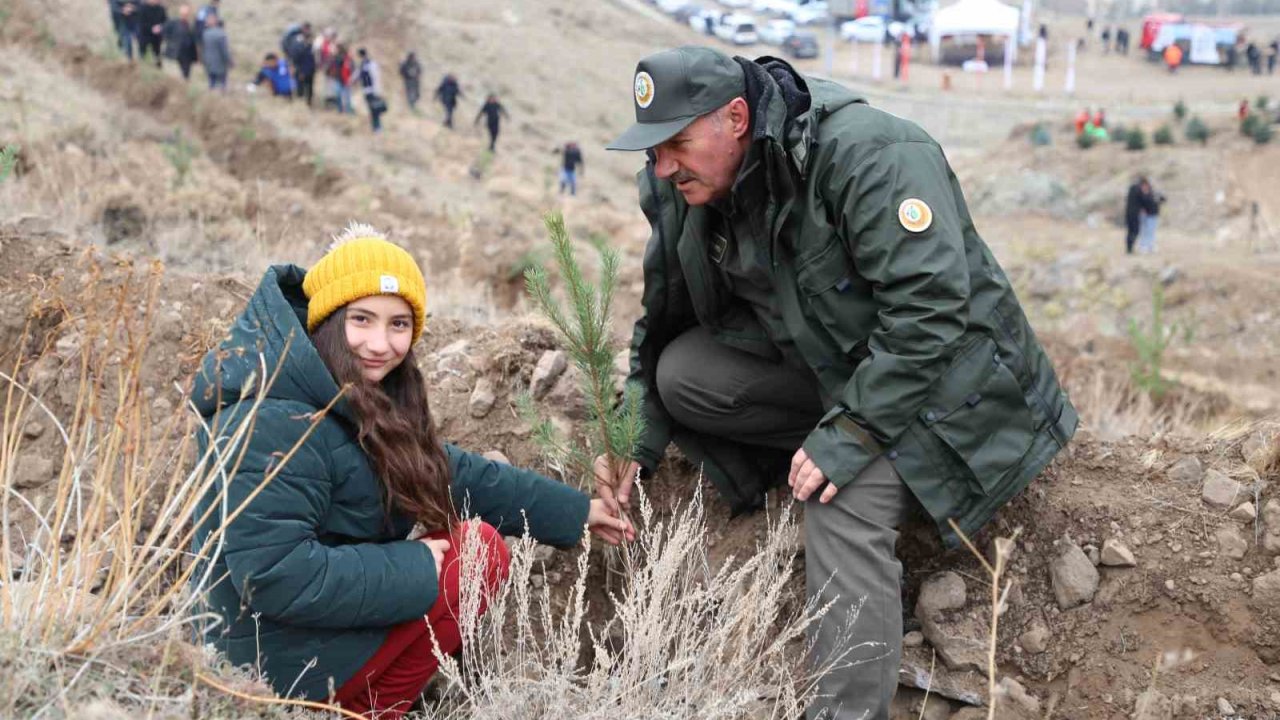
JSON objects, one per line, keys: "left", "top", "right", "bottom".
{"left": 302, "top": 224, "right": 427, "bottom": 342}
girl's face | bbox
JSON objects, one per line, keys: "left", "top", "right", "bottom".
{"left": 344, "top": 295, "right": 414, "bottom": 383}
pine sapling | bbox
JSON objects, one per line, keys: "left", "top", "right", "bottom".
{"left": 524, "top": 211, "right": 646, "bottom": 500}
{"left": 0, "top": 144, "right": 18, "bottom": 183}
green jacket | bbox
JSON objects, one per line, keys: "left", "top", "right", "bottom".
{"left": 628, "top": 58, "right": 1076, "bottom": 547}
{"left": 191, "top": 265, "right": 590, "bottom": 701}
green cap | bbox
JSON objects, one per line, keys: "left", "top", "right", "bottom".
{"left": 607, "top": 46, "right": 745, "bottom": 152}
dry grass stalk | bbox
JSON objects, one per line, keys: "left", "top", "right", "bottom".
{"left": 947, "top": 520, "right": 1021, "bottom": 720}
{"left": 424, "top": 485, "right": 852, "bottom": 719}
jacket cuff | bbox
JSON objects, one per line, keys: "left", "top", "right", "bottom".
{"left": 802, "top": 408, "right": 880, "bottom": 489}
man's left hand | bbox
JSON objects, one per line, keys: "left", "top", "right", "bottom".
{"left": 789, "top": 448, "right": 839, "bottom": 504}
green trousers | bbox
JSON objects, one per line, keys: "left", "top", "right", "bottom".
{"left": 655, "top": 327, "right": 915, "bottom": 720}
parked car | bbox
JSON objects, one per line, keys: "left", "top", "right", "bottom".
{"left": 840, "top": 15, "right": 888, "bottom": 42}
{"left": 783, "top": 29, "right": 820, "bottom": 58}
{"left": 789, "top": 0, "right": 828, "bottom": 24}
{"left": 656, "top": 0, "right": 689, "bottom": 14}
{"left": 753, "top": 0, "right": 797, "bottom": 15}
{"left": 758, "top": 18, "right": 796, "bottom": 44}
{"left": 718, "top": 0, "right": 752, "bottom": 8}
{"left": 689, "top": 9, "right": 722, "bottom": 33}
{"left": 714, "top": 14, "right": 759, "bottom": 44}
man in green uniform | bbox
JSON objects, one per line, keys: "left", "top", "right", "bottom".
{"left": 599, "top": 46, "right": 1076, "bottom": 718}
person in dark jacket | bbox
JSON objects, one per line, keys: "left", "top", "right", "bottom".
{"left": 191, "top": 225, "right": 632, "bottom": 718}
{"left": 135, "top": 0, "right": 166, "bottom": 66}
{"left": 162, "top": 4, "right": 199, "bottom": 79}
{"left": 283, "top": 22, "right": 316, "bottom": 106}
{"left": 434, "top": 73, "right": 463, "bottom": 128}
{"left": 601, "top": 46, "right": 1075, "bottom": 719}
{"left": 559, "top": 141, "right": 584, "bottom": 196}
{"left": 475, "top": 94, "right": 509, "bottom": 152}
{"left": 357, "top": 48, "right": 386, "bottom": 133}
{"left": 1124, "top": 177, "right": 1146, "bottom": 254}
{"left": 325, "top": 44, "right": 355, "bottom": 113}
{"left": 399, "top": 51, "right": 422, "bottom": 111}
{"left": 108, "top": 0, "right": 139, "bottom": 60}
{"left": 200, "top": 14, "right": 231, "bottom": 91}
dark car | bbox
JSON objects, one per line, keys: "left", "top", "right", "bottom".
{"left": 783, "top": 30, "right": 819, "bottom": 58}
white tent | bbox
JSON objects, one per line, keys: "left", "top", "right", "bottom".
{"left": 928, "top": 0, "right": 1021, "bottom": 59}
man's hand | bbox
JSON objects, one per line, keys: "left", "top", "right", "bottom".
{"left": 421, "top": 538, "right": 450, "bottom": 579}
{"left": 788, "top": 448, "right": 839, "bottom": 504}
{"left": 593, "top": 454, "right": 640, "bottom": 512}
{"left": 586, "top": 498, "right": 636, "bottom": 546}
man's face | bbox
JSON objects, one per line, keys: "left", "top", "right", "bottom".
{"left": 650, "top": 100, "right": 748, "bottom": 206}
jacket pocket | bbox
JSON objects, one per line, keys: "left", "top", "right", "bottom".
{"left": 920, "top": 336, "right": 1036, "bottom": 494}
{"left": 795, "top": 241, "right": 876, "bottom": 358}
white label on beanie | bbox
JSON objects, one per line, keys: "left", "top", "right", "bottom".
{"left": 380, "top": 275, "right": 400, "bottom": 293}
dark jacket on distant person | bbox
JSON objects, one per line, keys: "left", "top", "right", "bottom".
{"left": 201, "top": 25, "right": 231, "bottom": 75}
{"left": 435, "top": 75, "right": 462, "bottom": 107}
{"left": 162, "top": 17, "right": 198, "bottom": 62}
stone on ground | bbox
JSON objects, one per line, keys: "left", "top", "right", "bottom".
{"left": 1051, "top": 536, "right": 1100, "bottom": 609}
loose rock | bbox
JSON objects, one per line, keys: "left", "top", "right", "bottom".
{"left": 1166, "top": 455, "right": 1203, "bottom": 485}
{"left": 1101, "top": 539, "right": 1137, "bottom": 567}
{"left": 22, "top": 421, "right": 44, "bottom": 440}
{"left": 1216, "top": 697, "right": 1235, "bottom": 715}
{"left": 1020, "top": 621, "right": 1050, "bottom": 654}
{"left": 1229, "top": 502, "right": 1257, "bottom": 523}
{"left": 1133, "top": 689, "right": 1171, "bottom": 720}
{"left": 531, "top": 350, "right": 567, "bottom": 400}
{"left": 1050, "top": 537, "right": 1100, "bottom": 609}
{"left": 1215, "top": 525, "right": 1248, "bottom": 560}
{"left": 997, "top": 676, "right": 1040, "bottom": 716}
{"left": 1252, "top": 569, "right": 1280, "bottom": 609}
{"left": 915, "top": 571, "right": 967, "bottom": 619}
{"left": 469, "top": 379, "right": 496, "bottom": 418}
{"left": 1201, "top": 469, "right": 1243, "bottom": 510}
{"left": 902, "top": 630, "right": 924, "bottom": 648}
{"left": 14, "top": 455, "right": 56, "bottom": 490}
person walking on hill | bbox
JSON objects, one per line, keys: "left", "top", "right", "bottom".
{"left": 601, "top": 45, "right": 1076, "bottom": 720}
{"left": 1124, "top": 177, "right": 1146, "bottom": 255}
{"left": 162, "top": 4, "right": 199, "bottom": 80}
{"left": 200, "top": 14, "right": 231, "bottom": 92}
{"left": 435, "top": 73, "right": 463, "bottom": 128}
{"left": 1138, "top": 179, "right": 1166, "bottom": 254}
{"left": 559, "top": 141, "right": 584, "bottom": 196}
{"left": 399, "top": 52, "right": 422, "bottom": 112}
{"left": 190, "top": 224, "right": 633, "bottom": 720}
{"left": 358, "top": 48, "right": 388, "bottom": 133}
{"left": 193, "top": 0, "right": 219, "bottom": 44}
{"left": 475, "top": 94, "right": 508, "bottom": 152}
{"left": 108, "top": 0, "right": 139, "bottom": 60}
{"left": 136, "top": 0, "right": 167, "bottom": 66}
{"left": 1246, "top": 42, "right": 1262, "bottom": 75}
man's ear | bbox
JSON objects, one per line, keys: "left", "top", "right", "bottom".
{"left": 726, "top": 96, "right": 751, "bottom": 140}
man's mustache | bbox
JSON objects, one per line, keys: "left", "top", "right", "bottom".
{"left": 670, "top": 171, "right": 698, "bottom": 184}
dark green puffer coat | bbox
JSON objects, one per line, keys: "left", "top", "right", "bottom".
{"left": 190, "top": 265, "right": 589, "bottom": 701}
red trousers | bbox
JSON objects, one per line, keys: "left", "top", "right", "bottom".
{"left": 332, "top": 521, "right": 510, "bottom": 719}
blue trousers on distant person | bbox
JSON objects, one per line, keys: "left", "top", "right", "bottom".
{"left": 559, "top": 169, "right": 577, "bottom": 196}
{"left": 112, "top": 14, "right": 136, "bottom": 59}
{"left": 1138, "top": 214, "right": 1159, "bottom": 254}
{"left": 207, "top": 72, "right": 227, "bottom": 91}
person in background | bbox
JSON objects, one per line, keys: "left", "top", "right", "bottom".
{"left": 327, "top": 44, "right": 356, "bottom": 114}
{"left": 399, "top": 52, "right": 422, "bottom": 112}
{"left": 136, "top": 0, "right": 167, "bottom": 66}
{"left": 559, "top": 141, "right": 584, "bottom": 196}
{"left": 110, "top": 0, "right": 139, "bottom": 60}
{"left": 1246, "top": 41, "right": 1262, "bottom": 75}
{"left": 1124, "top": 177, "right": 1146, "bottom": 255}
{"left": 475, "top": 94, "right": 509, "bottom": 152}
{"left": 1074, "top": 107, "right": 1090, "bottom": 135}
{"left": 1138, "top": 179, "right": 1166, "bottom": 254}
{"left": 1239, "top": 98, "right": 1251, "bottom": 121}
{"left": 1163, "top": 42, "right": 1183, "bottom": 73}
{"left": 253, "top": 53, "right": 296, "bottom": 98}
{"left": 1101, "top": 26, "right": 1111, "bottom": 53}
{"left": 162, "top": 4, "right": 199, "bottom": 80}
{"left": 358, "top": 48, "right": 387, "bottom": 133}
{"left": 1268, "top": 37, "right": 1278, "bottom": 74}
{"left": 435, "top": 73, "right": 463, "bottom": 128}
{"left": 283, "top": 22, "right": 316, "bottom": 107}
{"left": 193, "top": 0, "right": 219, "bottom": 44}
{"left": 200, "top": 13, "right": 231, "bottom": 92}
{"left": 1092, "top": 108, "right": 1106, "bottom": 128}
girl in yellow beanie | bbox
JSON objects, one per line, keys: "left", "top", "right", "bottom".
{"left": 191, "top": 222, "right": 632, "bottom": 718}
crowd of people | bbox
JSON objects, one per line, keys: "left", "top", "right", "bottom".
{"left": 103, "top": 1, "right": 515, "bottom": 145}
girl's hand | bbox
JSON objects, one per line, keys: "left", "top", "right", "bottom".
{"left": 421, "top": 538, "right": 450, "bottom": 578}
{"left": 587, "top": 498, "right": 635, "bottom": 546}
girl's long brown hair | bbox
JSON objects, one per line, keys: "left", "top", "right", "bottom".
{"left": 311, "top": 307, "right": 454, "bottom": 532}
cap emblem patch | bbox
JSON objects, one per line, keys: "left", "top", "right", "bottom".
{"left": 897, "top": 198, "right": 933, "bottom": 233}
{"left": 634, "top": 71, "right": 655, "bottom": 109}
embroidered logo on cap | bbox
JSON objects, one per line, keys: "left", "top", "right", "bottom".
{"left": 380, "top": 275, "right": 400, "bottom": 293}
{"left": 634, "top": 71, "right": 655, "bottom": 109}
{"left": 897, "top": 198, "right": 933, "bottom": 233}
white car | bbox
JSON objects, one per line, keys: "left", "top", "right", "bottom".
{"left": 714, "top": 14, "right": 759, "bottom": 44}
{"left": 657, "top": 0, "right": 689, "bottom": 14}
{"left": 789, "top": 1, "right": 829, "bottom": 25}
{"left": 840, "top": 15, "right": 888, "bottom": 42}
{"left": 758, "top": 18, "right": 796, "bottom": 44}
{"left": 718, "top": 0, "right": 752, "bottom": 8}
{"left": 753, "top": 0, "right": 797, "bottom": 15}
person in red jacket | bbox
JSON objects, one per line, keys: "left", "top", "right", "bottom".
{"left": 326, "top": 43, "right": 355, "bottom": 113}
{"left": 1074, "top": 107, "right": 1090, "bottom": 135}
